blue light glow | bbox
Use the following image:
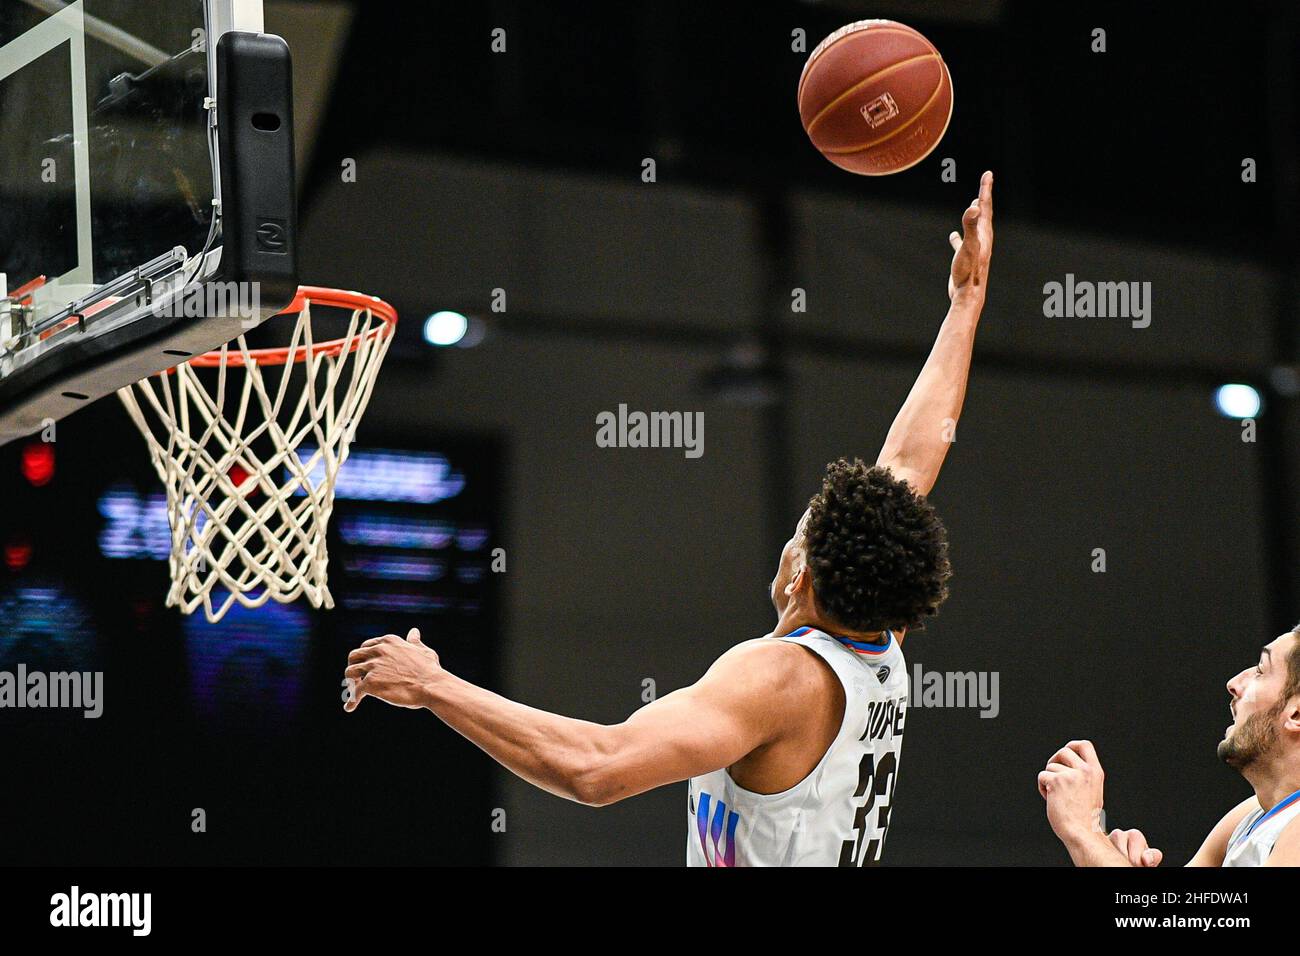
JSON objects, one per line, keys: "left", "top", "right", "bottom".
{"left": 341, "top": 592, "right": 453, "bottom": 613}
{"left": 98, "top": 486, "right": 172, "bottom": 559}
{"left": 455, "top": 527, "right": 490, "bottom": 551}
{"left": 184, "top": 600, "right": 309, "bottom": 722}
{"left": 290, "top": 448, "right": 465, "bottom": 504}
{"left": 343, "top": 554, "right": 447, "bottom": 582}
{"left": 338, "top": 515, "right": 454, "bottom": 549}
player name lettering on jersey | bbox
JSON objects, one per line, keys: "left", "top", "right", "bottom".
{"left": 862, "top": 696, "right": 906, "bottom": 742}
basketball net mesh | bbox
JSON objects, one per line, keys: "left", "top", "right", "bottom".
{"left": 117, "top": 293, "right": 394, "bottom": 623}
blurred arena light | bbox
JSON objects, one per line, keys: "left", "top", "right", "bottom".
{"left": 424, "top": 310, "right": 469, "bottom": 347}
{"left": 20, "top": 441, "right": 54, "bottom": 487}
{"left": 4, "top": 536, "right": 32, "bottom": 572}
{"left": 1269, "top": 366, "right": 1300, "bottom": 398}
{"left": 1215, "top": 383, "right": 1263, "bottom": 419}
{"left": 98, "top": 486, "right": 172, "bottom": 560}
{"left": 698, "top": 342, "right": 781, "bottom": 407}
{"left": 290, "top": 448, "right": 465, "bottom": 503}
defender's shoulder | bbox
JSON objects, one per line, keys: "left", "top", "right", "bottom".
{"left": 1188, "top": 796, "right": 1260, "bottom": 867}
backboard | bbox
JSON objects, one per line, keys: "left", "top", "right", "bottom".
{"left": 0, "top": 0, "right": 296, "bottom": 443}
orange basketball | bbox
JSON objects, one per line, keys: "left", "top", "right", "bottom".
{"left": 798, "top": 19, "right": 953, "bottom": 175}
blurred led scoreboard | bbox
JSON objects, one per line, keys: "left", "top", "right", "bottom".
{"left": 0, "top": 403, "right": 502, "bottom": 723}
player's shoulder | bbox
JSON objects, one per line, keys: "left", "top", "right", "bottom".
{"left": 1188, "top": 795, "right": 1261, "bottom": 867}
{"left": 1213, "top": 795, "right": 1261, "bottom": 842}
{"left": 1266, "top": 812, "right": 1300, "bottom": 866}
{"left": 715, "top": 635, "right": 811, "bottom": 668}
{"left": 708, "top": 636, "right": 836, "bottom": 692}
{"left": 1225, "top": 795, "right": 1263, "bottom": 828}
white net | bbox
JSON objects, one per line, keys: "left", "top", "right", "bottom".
{"left": 117, "top": 290, "right": 395, "bottom": 623}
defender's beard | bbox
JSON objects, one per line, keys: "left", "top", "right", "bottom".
{"left": 1218, "top": 706, "right": 1280, "bottom": 770}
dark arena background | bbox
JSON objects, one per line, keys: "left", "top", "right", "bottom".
{"left": 1, "top": 0, "right": 1298, "bottom": 885}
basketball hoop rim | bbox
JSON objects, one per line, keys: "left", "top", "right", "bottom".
{"left": 185, "top": 285, "right": 398, "bottom": 368}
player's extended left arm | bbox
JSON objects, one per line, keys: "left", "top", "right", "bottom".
{"left": 875, "top": 171, "right": 994, "bottom": 497}
{"left": 344, "top": 631, "right": 801, "bottom": 806}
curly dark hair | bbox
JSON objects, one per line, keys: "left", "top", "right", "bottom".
{"left": 803, "top": 459, "right": 952, "bottom": 633}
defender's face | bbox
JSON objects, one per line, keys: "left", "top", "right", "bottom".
{"left": 770, "top": 510, "right": 811, "bottom": 615}
{"left": 1219, "top": 632, "right": 1298, "bottom": 767}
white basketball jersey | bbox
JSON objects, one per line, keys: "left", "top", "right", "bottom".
{"left": 686, "top": 626, "right": 908, "bottom": 867}
{"left": 1223, "top": 790, "right": 1300, "bottom": 867}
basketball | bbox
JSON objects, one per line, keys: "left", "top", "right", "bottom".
{"left": 798, "top": 19, "right": 953, "bottom": 175}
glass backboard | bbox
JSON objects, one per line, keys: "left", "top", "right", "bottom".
{"left": 0, "top": 0, "right": 295, "bottom": 444}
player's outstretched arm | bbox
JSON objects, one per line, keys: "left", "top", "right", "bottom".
{"left": 875, "top": 170, "right": 994, "bottom": 497}
{"left": 343, "top": 631, "right": 813, "bottom": 806}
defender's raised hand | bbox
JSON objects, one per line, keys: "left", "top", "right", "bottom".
{"left": 1038, "top": 739, "right": 1108, "bottom": 844}
{"left": 948, "top": 170, "right": 994, "bottom": 304}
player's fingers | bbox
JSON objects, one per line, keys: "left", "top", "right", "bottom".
{"left": 1109, "top": 828, "right": 1132, "bottom": 857}
{"left": 979, "top": 169, "right": 993, "bottom": 216}
{"left": 344, "top": 682, "right": 368, "bottom": 712}
{"left": 1112, "top": 829, "right": 1148, "bottom": 865}
{"left": 963, "top": 201, "right": 980, "bottom": 233}
{"left": 960, "top": 206, "right": 980, "bottom": 255}
{"left": 347, "top": 645, "right": 384, "bottom": 664}
{"left": 1143, "top": 848, "right": 1164, "bottom": 867}
{"left": 360, "top": 634, "right": 401, "bottom": 648}
{"left": 1048, "top": 746, "right": 1085, "bottom": 769}
{"left": 344, "top": 663, "right": 371, "bottom": 681}
{"left": 948, "top": 230, "right": 962, "bottom": 252}
{"left": 1067, "top": 739, "right": 1101, "bottom": 766}
{"left": 1044, "top": 761, "right": 1073, "bottom": 776}
{"left": 1037, "top": 770, "right": 1055, "bottom": 797}
{"left": 407, "top": 627, "right": 423, "bottom": 644}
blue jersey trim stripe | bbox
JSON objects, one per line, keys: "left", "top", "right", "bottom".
{"left": 780, "top": 625, "right": 893, "bottom": 655}
{"left": 1243, "top": 788, "right": 1300, "bottom": 840}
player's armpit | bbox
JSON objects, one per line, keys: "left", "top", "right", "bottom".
{"left": 1186, "top": 796, "right": 1259, "bottom": 867}
{"left": 577, "top": 639, "right": 812, "bottom": 806}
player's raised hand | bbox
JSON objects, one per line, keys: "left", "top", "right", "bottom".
{"left": 948, "top": 170, "right": 994, "bottom": 304}
{"left": 1037, "top": 739, "right": 1108, "bottom": 843}
{"left": 1108, "top": 827, "right": 1164, "bottom": 867}
{"left": 343, "top": 628, "right": 441, "bottom": 712}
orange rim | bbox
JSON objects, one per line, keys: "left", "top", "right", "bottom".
{"left": 186, "top": 285, "right": 398, "bottom": 368}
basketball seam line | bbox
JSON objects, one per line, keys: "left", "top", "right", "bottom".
{"left": 821, "top": 62, "right": 950, "bottom": 157}
{"left": 804, "top": 52, "right": 942, "bottom": 135}
{"left": 797, "top": 25, "right": 937, "bottom": 99}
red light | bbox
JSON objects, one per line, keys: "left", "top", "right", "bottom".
{"left": 20, "top": 441, "right": 55, "bottom": 487}
{"left": 4, "top": 538, "right": 32, "bottom": 571}
{"left": 226, "top": 463, "right": 260, "bottom": 498}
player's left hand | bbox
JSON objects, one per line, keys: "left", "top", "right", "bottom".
{"left": 1037, "top": 739, "right": 1107, "bottom": 843}
{"left": 948, "top": 170, "right": 994, "bottom": 304}
{"left": 343, "top": 628, "right": 441, "bottom": 712}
